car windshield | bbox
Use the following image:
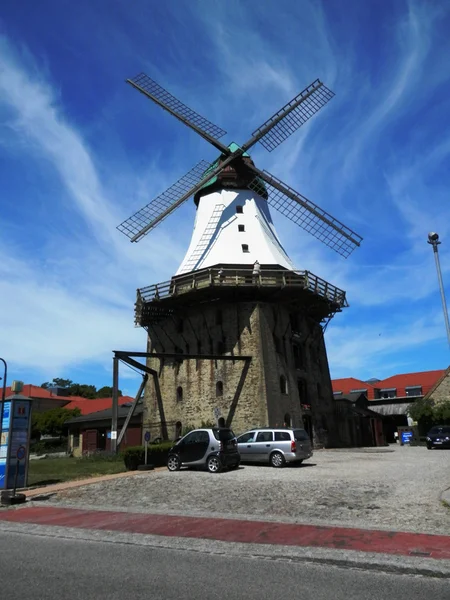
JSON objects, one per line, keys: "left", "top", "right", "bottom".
{"left": 213, "top": 428, "right": 235, "bottom": 441}
{"left": 429, "top": 426, "right": 450, "bottom": 435}
{"left": 294, "top": 429, "right": 309, "bottom": 441}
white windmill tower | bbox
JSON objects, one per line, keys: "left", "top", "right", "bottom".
{"left": 116, "top": 73, "right": 362, "bottom": 449}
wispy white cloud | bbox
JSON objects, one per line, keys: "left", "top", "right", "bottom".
{"left": 0, "top": 37, "right": 186, "bottom": 382}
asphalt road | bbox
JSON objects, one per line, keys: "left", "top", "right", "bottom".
{"left": 0, "top": 530, "right": 449, "bottom": 600}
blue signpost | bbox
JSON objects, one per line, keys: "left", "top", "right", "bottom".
{"left": 0, "top": 395, "right": 32, "bottom": 491}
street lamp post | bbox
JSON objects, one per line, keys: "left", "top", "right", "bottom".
{"left": 427, "top": 232, "right": 450, "bottom": 348}
{"left": 0, "top": 357, "right": 7, "bottom": 404}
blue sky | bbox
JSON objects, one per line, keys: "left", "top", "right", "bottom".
{"left": 1, "top": 0, "right": 450, "bottom": 394}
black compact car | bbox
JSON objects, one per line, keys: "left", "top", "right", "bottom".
{"left": 426, "top": 425, "right": 450, "bottom": 449}
{"left": 167, "top": 427, "right": 240, "bottom": 473}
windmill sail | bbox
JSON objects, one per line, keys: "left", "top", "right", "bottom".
{"left": 249, "top": 171, "right": 362, "bottom": 258}
{"left": 117, "top": 161, "right": 211, "bottom": 241}
{"left": 248, "top": 79, "right": 334, "bottom": 153}
{"left": 127, "top": 73, "right": 228, "bottom": 152}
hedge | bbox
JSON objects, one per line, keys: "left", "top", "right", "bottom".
{"left": 121, "top": 441, "right": 173, "bottom": 470}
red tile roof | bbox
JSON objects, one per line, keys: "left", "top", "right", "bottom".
{"left": 3, "top": 385, "right": 134, "bottom": 415}
{"left": 375, "top": 370, "right": 446, "bottom": 398}
{"left": 65, "top": 396, "right": 134, "bottom": 415}
{"left": 332, "top": 370, "right": 446, "bottom": 400}
{"left": 4, "top": 384, "right": 59, "bottom": 399}
{"left": 331, "top": 378, "right": 377, "bottom": 399}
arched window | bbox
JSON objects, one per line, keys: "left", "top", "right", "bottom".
{"left": 175, "top": 421, "right": 182, "bottom": 439}
{"left": 284, "top": 413, "right": 291, "bottom": 427}
{"left": 216, "top": 381, "right": 223, "bottom": 397}
{"left": 218, "top": 417, "right": 225, "bottom": 427}
{"left": 280, "top": 375, "right": 288, "bottom": 394}
{"left": 176, "top": 386, "right": 183, "bottom": 402}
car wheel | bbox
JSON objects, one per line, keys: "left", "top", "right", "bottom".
{"left": 270, "top": 451, "right": 285, "bottom": 468}
{"left": 207, "top": 456, "right": 222, "bottom": 473}
{"left": 426, "top": 444, "right": 432, "bottom": 450}
{"left": 228, "top": 462, "right": 240, "bottom": 470}
{"left": 167, "top": 455, "right": 181, "bottom": 471}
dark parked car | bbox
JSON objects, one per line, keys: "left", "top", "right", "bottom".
{"left": 426, "top": 425, "right": 450, "bottom": 449}
{"left": 167, "top": 428, "right": 240, "bottom": 473}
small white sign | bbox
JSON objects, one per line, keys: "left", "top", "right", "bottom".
{"left": 110, "top": 431, "right": 117, "bottom": 440}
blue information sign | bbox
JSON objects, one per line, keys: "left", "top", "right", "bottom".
{"left": 401, "top": 431, "right": 413, "bottom": 444}
{"left": 144, "top": 432, "right": 151, "bottom": 443}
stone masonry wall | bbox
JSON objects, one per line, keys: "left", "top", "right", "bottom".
{"left": 143, "top": 300, "right": 339, "bottom": 447}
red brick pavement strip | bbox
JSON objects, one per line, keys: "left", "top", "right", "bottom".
{"left": 1, "top": 505, "right": 450, "bottom": 560}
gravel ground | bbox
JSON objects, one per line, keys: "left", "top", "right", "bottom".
{"left": 52, "top": 445, "right": 450, "bottom": 534}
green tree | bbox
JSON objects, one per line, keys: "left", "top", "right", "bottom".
{"left": 433, "top": 400, "right": 450, "bottom": 424}
{"left": 407, "top": 397, "right": 435, "bottom": 422}
{"left": 32, "top": 407, "right": 81, "bottom": 439}
{"left": 41, "top": 378, "right": 73, "bottom": 390}
{"left": 68, "top": 383, "right": 97, "bottom": 399}
{"left": 97, "top": 386, "right": 122, "bottom": 398}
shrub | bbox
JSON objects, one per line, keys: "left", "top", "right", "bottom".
{"left": 30, "top": 439, "right": 68, "bottom": 456}
{"left": 80, "top": 450, "right": 123, "bottom": 462}
{"left": 121, "top": 442, "right": 173, "bottom": 470}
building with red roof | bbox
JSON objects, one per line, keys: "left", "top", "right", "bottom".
{"left": 64, "top": 396, "right": 134, "bottom": 415}
{"left": 332, "top": 369, "right": 447, "bottom": 441}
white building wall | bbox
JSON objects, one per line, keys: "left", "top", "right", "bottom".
{"left": 176, "top": 189, "right": 295, "bottom": 274}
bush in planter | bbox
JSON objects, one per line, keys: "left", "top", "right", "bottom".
{"left": 121, "top": 442, "right": 173, "bottom": 470}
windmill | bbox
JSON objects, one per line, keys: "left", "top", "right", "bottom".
{"left": 115, "top": 72, "right": 362, "bottom": 449}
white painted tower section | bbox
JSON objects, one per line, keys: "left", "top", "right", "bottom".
{"left": 176, "top": 189, "right": 295, "bottom": 275}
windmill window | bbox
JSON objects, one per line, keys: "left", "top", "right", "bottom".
{"left": 176, "top": 320, "right": 184, "bottom": 333}
{"left": 216, "top": 381, "right": 223, "bottom": 397}
{"left": 176, "top": 386, "right": 183, "bottom": 402}
{"left": 298, "top": 378, "right": 308, "bottom": 402}
{"left": 215, "top": 309, "right": 223, "bottom": 325}
{"left": 284, "top": 413, "right": 291, "bottom": 427}
{"left": 242, "top": 244, "right": 250, "bottom": 253}
{"left": 217, "top": 340, "right": 225, "bottom": 354}
{"left": 236, "top": 205, "right": 243, "bottom": 214}
{"left": 238, "top": 224, "right": 245, "bottom": 232}
{"left": 175, "top": 421, "right": 182, "bottom": 439}
{"left": 280, "top": 375, "right": 288, "bottom": 395}
{"left": 293, "top": 344, "right": 304, "bottom": 369}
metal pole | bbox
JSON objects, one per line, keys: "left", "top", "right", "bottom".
{"left": 111, "top": 356, "right": 119, "bottom": 454}
{"left": 428, "top": 233, "right": 450, "bottom": 348}
{"left": 0, "top": 357, "right": 7, "bottom": 403}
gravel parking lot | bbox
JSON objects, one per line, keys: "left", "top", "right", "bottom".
{"left": 53, "top": 445, "right": 450, "bottom": 535}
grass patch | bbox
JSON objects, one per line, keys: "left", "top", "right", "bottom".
{"left": 441, "top": 499, "right": 450, "bottom": 510}
{"left": 27, "top": 456, "right": 126, "bottom": 487}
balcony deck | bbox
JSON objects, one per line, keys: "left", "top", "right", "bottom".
{"left": 135, "top": 265, "right": 348, "bottom": 327}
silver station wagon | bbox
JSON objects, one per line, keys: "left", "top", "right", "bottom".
{"left": 237, "top": 427, "right": 313, "bottom": 467}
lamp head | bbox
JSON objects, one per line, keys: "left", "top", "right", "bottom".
{"left": 428, "top": 232, "right": 440, "bottom": 243}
